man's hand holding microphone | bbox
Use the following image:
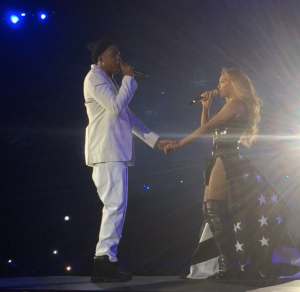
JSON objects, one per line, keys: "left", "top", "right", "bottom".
{"left": 120, "top": 60, "right": 134, "bottom": 77}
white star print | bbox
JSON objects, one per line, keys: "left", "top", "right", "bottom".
{"left": 242, "top": 173, "right": 249, "bottom": 181}
{"left": 240, "top": 263, "right": 245, "bottom": 272}
{"left": 238, "top": 153, "right": 243, "bottom": 160}
{"left": 233, "top": 222, "right": 242, "bottom": 233}
{"left": 235, "top": 240, "right": 244, "bottom": 252}
{"left": 255, "top": 173, "right": 262, "bottom": 183}
{"left": 258, "top": 215, "right": 268, "bottom": 227}
{"left": 258, "top": 194, "right": 266, "bottom": 205}
{"left": 259, "top": 236, "right": 269, "bottom": 246}
{"left": 271, "top": 193, "right": 278, "bottom": 204}
{"left": 276, "top": 215, "right": 283, "bottom": 224}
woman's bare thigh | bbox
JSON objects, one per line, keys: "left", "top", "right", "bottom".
{"left": 204, "top": 157, "right": 228, "bottom": 202}
{"left": 203, "top": 186, "right": 209, "bottom": 202}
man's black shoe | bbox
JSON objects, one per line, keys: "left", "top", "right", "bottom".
{"left": 91, "top": 255, "right": 132, "bottom": 283}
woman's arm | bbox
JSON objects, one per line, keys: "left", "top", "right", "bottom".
{"left": 201, "top": 106, "right": 210, "bottom": 126}
{"left": 165, "top": 99, "right": 245, "bottom": 153}
{"left": 200, "top": 91, "right": 214, "bottom": 126}
{"left": 181, "top": 99, "right": 245, "bottom": 146}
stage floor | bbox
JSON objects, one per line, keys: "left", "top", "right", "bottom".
{"left": 1, "top": 276, "right": 300, "bottom": 291}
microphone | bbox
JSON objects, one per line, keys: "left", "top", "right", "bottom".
{"left": 188, "top": 89, "right": 219, "bottom": 105}
{"left": 119, "top": 62, "right": 152, "bottom": 79}
{"left": 134, "top": 70, "right": 152, "bottom": 79}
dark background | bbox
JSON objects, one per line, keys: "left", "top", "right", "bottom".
{"left": 1, "top": 0, "right": 300, "bottom": 276}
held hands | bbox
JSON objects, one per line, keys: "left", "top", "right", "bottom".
{"left": 155, "top": 139, "right": 183, "bottom": 155}
{"left": 163, "top": 141, "right": 183, "bottom": 155}
{"left": 155, "top": 139, "right": 176, "bottom": 152}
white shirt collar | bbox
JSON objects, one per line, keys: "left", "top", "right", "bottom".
{"left": 91, "top": 65, "right": 119, "bottom": 90}
{"left": 91, "top": 65, "right": 115, "bottom": 80}
{"left": 91, "top": 64, "right": 104, "bottom": 73}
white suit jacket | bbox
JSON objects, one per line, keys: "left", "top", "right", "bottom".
{"left": 83, "top": 65, "right": 159, "bottom": 167}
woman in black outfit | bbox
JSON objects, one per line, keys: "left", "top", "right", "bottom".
{"left": 165, "top": 68, "right": 298, "bottom": 279}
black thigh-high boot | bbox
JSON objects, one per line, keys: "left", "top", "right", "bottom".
{"left": 203, "top": 200, "right": 236, "bottom": 279}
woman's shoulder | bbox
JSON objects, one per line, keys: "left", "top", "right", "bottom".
{"left": 228, "top": 99, "right": 246, "bottom": 110}
{"left": 214, "top": 99, "right": 246, "bottom": 117}
{"left": 228, "top": 99, "right": 248, "bottom": 120}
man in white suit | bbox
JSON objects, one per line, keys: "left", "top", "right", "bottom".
{"left": 84, "top": 39, "right": 171, "bottom": 283}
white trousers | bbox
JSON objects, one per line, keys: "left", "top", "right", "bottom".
{"left": 92, "top": 162, "right": 128, "bottom": 262}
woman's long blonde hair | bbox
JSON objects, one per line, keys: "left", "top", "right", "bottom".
{"left": 221, "top": 68, "right": 263, "bottom": 147}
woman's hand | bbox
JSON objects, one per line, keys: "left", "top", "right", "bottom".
{"left": 163, "top": 141, "right": 183, "bottom": 155}
{"left": 201, "top": 91, "right": 214, "bottom": 108}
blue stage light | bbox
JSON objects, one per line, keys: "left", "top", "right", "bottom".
{"left": 40, "top": 13, "right": 47, "bottom": 20}
{"left": 10, "top": 15, "right": 19, "bottom": 24}
{"left": 21, "top": 13, "right": 26, "bottom": 16}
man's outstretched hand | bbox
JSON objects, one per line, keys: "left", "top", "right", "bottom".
{"left": 155, "top": 139, "right": 176, "bottom": 152}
